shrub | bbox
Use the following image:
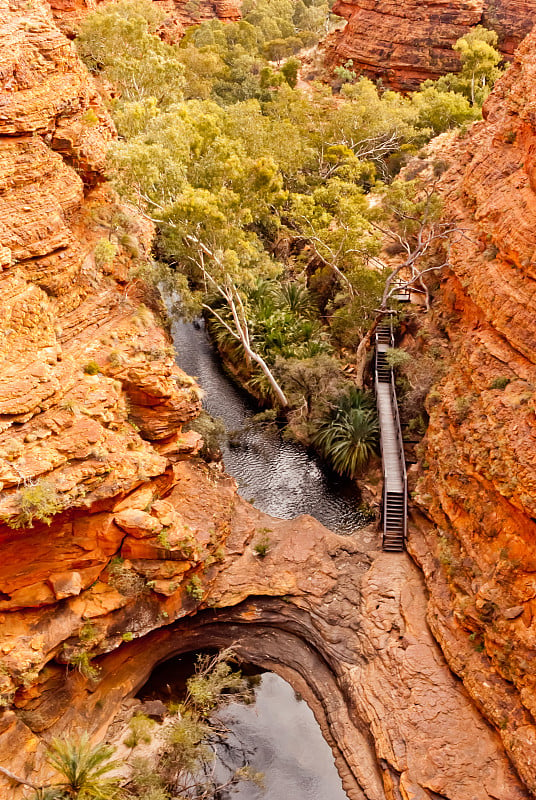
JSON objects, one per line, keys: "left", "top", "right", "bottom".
{"left": 81, "top": 108, "right": 100, "bottom": 126}
{"left": 490, "top": 376, "right": 510, "bottom": 390}
{"left": 385, "top": 347, "right": 412, "bottom": 369}
{"left": 253, "top": 534, "right": 271, "bottom": 558}
{"left": 108, "top": 557, "right": 145, "bottom": 596}
{"left": 186, "top": 575, "right": 203, "bottom": 601}
{"left": 185, "top": 410, "right": 225, "bottom": 461}
{"left": 453, "top": 395, "right": 473, "bottom": 422}
{"left": 124, "top": 713, "right": 155, "bottom": 748}
{"left": 312, "top": 388, "right": 378, "bottom": 478}
{"left": 7, "top": 479, "right": 63, "bottom": 528}
{"left": 79, "top": 622, "right": 97, "bottom": 645}
{"left": 93, "top": 238, "right": 117, "bottom": 269}
{"left": 67, "top": 650, "right": 100, "bottom": 681}
{"left": 83, "top": 361, "right": 100, "bottom": 375}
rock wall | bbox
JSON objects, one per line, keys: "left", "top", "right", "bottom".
{"left": 410, "top": 26, "right": 536, "bottom": 796}
{"left": 49, "top": 0, "right": 241, "bottom": 40}
{"left": 0, "top": 1, "right": 532, "bottom": 799}
{"left": 325, "top": 0, "right": 536, "bottom": 90}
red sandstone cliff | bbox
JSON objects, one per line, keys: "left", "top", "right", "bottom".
{"left": 0, "top": 1, "right": 532, "bottom": 799}
{"left": 325, "top": 0, "right": 536, "bottom": 90}
{"left": 49, "top": 0, "right": 241, "bottom": 39}
{"left": 408, "top": 25, "right": 536, "bottom": 795}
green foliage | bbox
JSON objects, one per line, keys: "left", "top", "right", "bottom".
{"left": 453, "top": 395, "right": 473, "bottom": 422}
{"left": 40, "top": 735, "right": 122, "bottom": 800}
{"left": 79, "top": 622, "right": 97, "bottom": 645}
{"left": 77, "top": 0, "right": 185, "bottom": 105}
{"left": 124, "top": 712, "right": 155, "bottom": 748}
{"left": 186, "top": 575, "right": 203, "bottom": 601}
{"left": 312, "top": 388, "right": 378, "bottom": 477}
{"left": 81, "top": 108, "right": 100, "bottom": 126}
{"left": 67, "top": 650, "right": 100, "bottom": 681}
{"left": 419, "top": 25, "right": 504, "bottom": 110}
{"left": 83, "top": 361, "right": 101, "bottom": 375}
{"left": 253, "top": 533, "right": 271, "bottom": 557}
{"left": 185, "top": 410, "right": 225, "bottom": 460}
{"left": 93, "top": 238, "right": 117, "bottom": 269}
{"left": 385, "top": 347, "right": 412, "bottom": 369}
{"left": 334, "top": 59, "right": 356, "bottom": 85}
{"left": 185, "top": 651, "right": 251, "bottom": 713}
{"left": 490, "top": 376, "right": 510, "bottom": 390}
{"left": 32, "top": 653, "right": 259, "bottom": 800}
{"left": 75, "top": 4, "right": 501, "bottom": 450}
{"left": 7, "top": 479, "right": 63, "bottom": 529}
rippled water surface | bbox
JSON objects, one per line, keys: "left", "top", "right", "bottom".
{"left": 170, "top": 317, "right": 353, "bottom": 800}
{"left": 172, "top": 319, "right": 368, "bottom": 533}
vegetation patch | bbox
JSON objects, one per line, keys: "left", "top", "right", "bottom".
{"left": 6, "top": 479, "right": 64, "bottom": 529}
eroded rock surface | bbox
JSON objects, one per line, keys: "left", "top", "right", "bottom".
{"left": 49, "top": 0, "right": 241, "bottom": 40}
{"left": 410, "top": 26, "right": 536, "bottom": 795}
{"left": 0, "top": 2, "right": 532, "bottom": 799}
{"left": 325, "top": 0, "right": 536, "bottom": 90}
{"left": 0, "top": 461, "right": 529, "bottom": 800}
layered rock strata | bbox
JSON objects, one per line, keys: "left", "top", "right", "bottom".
{"left": 49, "top": 0, "right": 241, "bottom": 40}
{"left": 411, "top": 26, "right": 536, "bottom": 795}
{"left": 325, "top": 0, "right": 536, "bottom": 90}
{"left": 0, "top": 468, "right": 529, "bottom": 800}
{"left": 0, "top": 2, "right": 532, "bottom": 799}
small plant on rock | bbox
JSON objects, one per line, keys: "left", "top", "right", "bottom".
{"left": 490, "top": 376, "right": 510, "bottom": 390}
{"left": 124, "top": 712, "right": 155, "bottom": 748}
{"left": 7, "top": 479, "right": 64, "bottom": 528}
{"left": 83, "top": 361, "right": 101, "bottom": 375}
{"left": 93, "top": 238, "right": 117, "bottom": 269}
{"left": 186, "top": 575, "right": 203, "bottom": 602}
{"left": 253, "top": 534, "right": 271, "bottom": 558}
{"left": 67, "top": 650, "right": 100, "bottom": 681}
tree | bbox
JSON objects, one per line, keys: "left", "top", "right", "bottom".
{"left": 420, "top": 26, "right": 504, "bottom": 108}
{"left": 454, "top": 25, "right": 504, "bottom": 105}
{"left": 183, "top": 235, "right": 290, "bottom": 406}
{"left": 312, "top": 388, "right": 378, "bottom": 477}
{"left": 76, "top": 0, "right": 185, "bottom": 106}
{"left": 352, "top": 179, "right": 467, "bottom": 386}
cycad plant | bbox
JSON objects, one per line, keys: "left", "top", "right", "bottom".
{"left": 312, "top": 388, "right": 379, "bottom": 478}
{"left": 36, "top": 735, "right": 123, "bottom": 800}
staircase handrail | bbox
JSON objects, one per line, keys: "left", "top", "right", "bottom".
{"left": 374, "top": 319, "right": 408, "bottom": 546}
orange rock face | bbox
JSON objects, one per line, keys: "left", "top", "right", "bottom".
{"left": 50, "top": 0, "right": 241, "bottom": 40}
{"left": 410, "top": 26, "right": 536, "bottom": 794}
{"left": 0, "top": 2, "right": 532, "bottom": 800}
{"left": 325, "top": 0, "right": 536, "bottom": 90}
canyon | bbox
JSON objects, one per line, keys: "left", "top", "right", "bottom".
{"left": 0, "top": 1, "right": 536, "bottom": 800}
{"left": 409, "top": 24, "right": 536, "bottom": 796}
{"left": 325, "top": 0, "right": 536, "bottom": 90}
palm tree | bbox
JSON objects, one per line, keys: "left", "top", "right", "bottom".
{"left": 312, "top": 389, "right": 378, "bottom": 477}
{"left": 42, "top": 735, "right": 123, "bottom": 800}
{"left": 275, "top": 282, "right": 312, "bottom": 315}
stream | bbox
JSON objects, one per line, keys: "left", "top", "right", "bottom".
{"left": 168, "top": 318, "right": 358, "bottom": 799}
{"left": 172, "top": 319, "right": 370, "bottom": 533}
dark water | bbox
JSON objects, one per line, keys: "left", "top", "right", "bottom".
{"left": 168, "top": 317, "right": 353, "bottom": 800}
{"left": 214, "top": 673, "right": 348, "bottom": 800}
{"left": 171, "top": 319, "right": 368, "bottom": 533}
{"left": 139, "top": 654, "right": 349, "bottom": 800}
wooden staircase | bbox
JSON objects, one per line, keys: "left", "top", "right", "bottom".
{"left": 374, "top": 321, "right": 408, "bottom": 552}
